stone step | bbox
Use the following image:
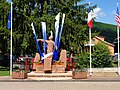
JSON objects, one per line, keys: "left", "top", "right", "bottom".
{"left": 28, "top": 77, "right": 72, "bottom": 80}
{"left": 28, "top": 71, "right": 72, "bottom": 78}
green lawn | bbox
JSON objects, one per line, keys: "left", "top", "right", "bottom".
{"left": 0, "top": 66, "right": 10, "bottom": 76}
{"left": 0, "top": 71, "right": 10, "bottom": 76}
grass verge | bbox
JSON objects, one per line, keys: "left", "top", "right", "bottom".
{"left": 0, "top": 66, "right": 10, "bottom": 76}
{"left": 0, "top": 71, "right": 10, "bottom": 76}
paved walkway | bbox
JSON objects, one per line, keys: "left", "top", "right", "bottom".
{"left": 1, "top": 76, "right": 120, "bottom": 82}
{"left": 0, "top": 82, "right": 120, "bottom": 90}
{"left": 0, "top": 72, "right": 120, "bottom": 82}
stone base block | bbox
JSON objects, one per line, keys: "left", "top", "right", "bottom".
{"left": 56, "top": 67, "right": 65, "bottom": 73}
{"left": 44, "top": 58, "right": 52, "bottom": 71}
{"left": 36, "top": 65, "right": 44, "bottom": 72}
{"left": 52, "top": 65, "right": 65, "bottom": 73}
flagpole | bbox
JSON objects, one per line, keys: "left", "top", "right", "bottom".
{"left": 89, "top": 27, "right": 92, "bottom": 76}
{"left": 10, "top": 2, "right": 13, "bottom": 76}
{"left": 117, "top": 25, "right": 120, "bottom": 75}
{"left": 88, "top": 2, "right": 92, "bottom": 76}
{"left": 116, "top": 3, "right": 120, "bottom": 75}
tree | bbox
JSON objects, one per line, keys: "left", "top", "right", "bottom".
{"left": 12, "top": 0, "right": 93, "bottom": 56}
{"left": 0, "top": 0, "right": 10, "bottom": 54}
{"left": 12, "top": 0, "right": 38, "bottom": 55}
{"left": 51, "top": 0, "right": 96, "bottom": 54}
{"left": 0, "top": 0, "right": 97, "bottom": 57}
{"left": 92, "top": 42, "right": 113, "bottom": 68}
{"left": 92, "top": 22, "right": 116, "bottom": 43}
{"left": 75, "top": 51, "right": 89, "bottom": 70}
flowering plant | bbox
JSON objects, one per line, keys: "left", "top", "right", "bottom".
{"left": 34, "top": 60, "right": 43, "bottom": 65}
{"left": 54, "top": 60, "right": 64, "bottom": 65}
{"left": 13, "top": 66, "right": 26, "bottom": 72}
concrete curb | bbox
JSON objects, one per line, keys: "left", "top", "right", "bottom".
{"left": 0, "top": 79, "right": 120, "bottom": 82}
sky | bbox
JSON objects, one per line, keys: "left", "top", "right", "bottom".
{"left": 79, "top": 0, "right": 120, "bottom": 25}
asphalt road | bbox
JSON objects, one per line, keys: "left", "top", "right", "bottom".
{"left": 0, "top": 82, "right": 120, "bottom": 90}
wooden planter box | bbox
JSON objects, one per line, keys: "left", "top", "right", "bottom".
{"left": 72, "top": 71, "right": 87, "bottom": 79}
{"left": 12, "top": 71, "right": 27, "bottom": 79}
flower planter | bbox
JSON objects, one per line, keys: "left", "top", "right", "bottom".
{"left": 72, "top": 71, "right": 87, "bottom": 79}
{"left": 12, "top": 71, "right": 27, "bottom": 79}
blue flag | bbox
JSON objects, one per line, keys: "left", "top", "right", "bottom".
{"left": 54, "top": 13, "right": 60, "bottom": 48}
{"left": 53, "top": 13, "right": 65, "bottom": 61}
{"left": 31, "top": 23, "right": 44, "bottom": 61}
{"left": 8, "top": 8, "right": 11, "bottom": 29}
{"left": 58, "top": 13, "right": 65, "bottom": 48}
{"left": 41, "top": 22, "right": 47, "bottom": 54}
{"left": 53, "top": 13, "right": 60, "bottom": 61}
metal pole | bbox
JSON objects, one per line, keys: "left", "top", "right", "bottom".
{"left": 10, "top": 2, "right": 13, "bottom": 76}
{"left": 117, "top": 26, "right": 120, "bottom": 75}
{"left": 89, "top": 28, "right": 92, "bottom": 76}
{"left": 88, "top": 2, "right": 92, "bottom": 76}
{"left": 116, "top": 3, "right": 120, "bottom": 75}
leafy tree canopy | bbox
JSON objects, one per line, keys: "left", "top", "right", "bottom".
{"left": 0, "top": 0, "right": 97, "bottom": 56}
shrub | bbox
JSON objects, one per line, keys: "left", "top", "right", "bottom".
{"left": 75, "top": 51, "right": 89, "bottom": 71}
{"left": 92, "top": 42, "right": 113, "bottom": 68}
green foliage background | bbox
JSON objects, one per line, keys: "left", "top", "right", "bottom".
{"left": 75, "top": 51, "right": 89, "bottom": 70}
{"left": 92, "top": 22, "right": 117, "bottom": 43}
{"left": 0, "top": 0, "right": 97, "bottom": 56}
{"left": 0, "top": 0, "right": 116, "bottom": 69}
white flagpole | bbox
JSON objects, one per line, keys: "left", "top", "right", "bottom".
{"left": 117, "top": 25, "right": 120, "bottom": 75}
{"left": 116, "top": 3, "right": 120, "bottom": 75}
{"left": 10, "top": 2, "right": 13, "bottom": 76}
{"left": 89, "top": 28, "right": 92, "bottom": 76}
{"left": 88, "top": 2, "right": 92, "bottom": 76}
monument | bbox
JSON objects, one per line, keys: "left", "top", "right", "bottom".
{"left": 33, "top": 35, "right": 66, "bottom": 73}
{"left": 32, "top": 13, "right": 66, "bottom": 73}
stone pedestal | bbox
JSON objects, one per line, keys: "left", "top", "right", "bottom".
{"left": 56, "top": 65, "right": 65, "bottom": 73}
{"left": 52, "top": 64, "right": 65, "bottom": 73}
{"left": 44, "top": 58, "right": 52, "bottom": 71}
{"left": 59, "top": 50, "right": 67, "bottom": 68}
{"left": 33, "top": 53, "right": 40, "bottom": 70}
{"left": 36, "top": 64, "right": 44, "bottom": 72}
{"left": 33, "top": 50, "right": 67, "bottom": 73}
{"left": 52, "top": 65, "right": 56, "bottom": 73}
